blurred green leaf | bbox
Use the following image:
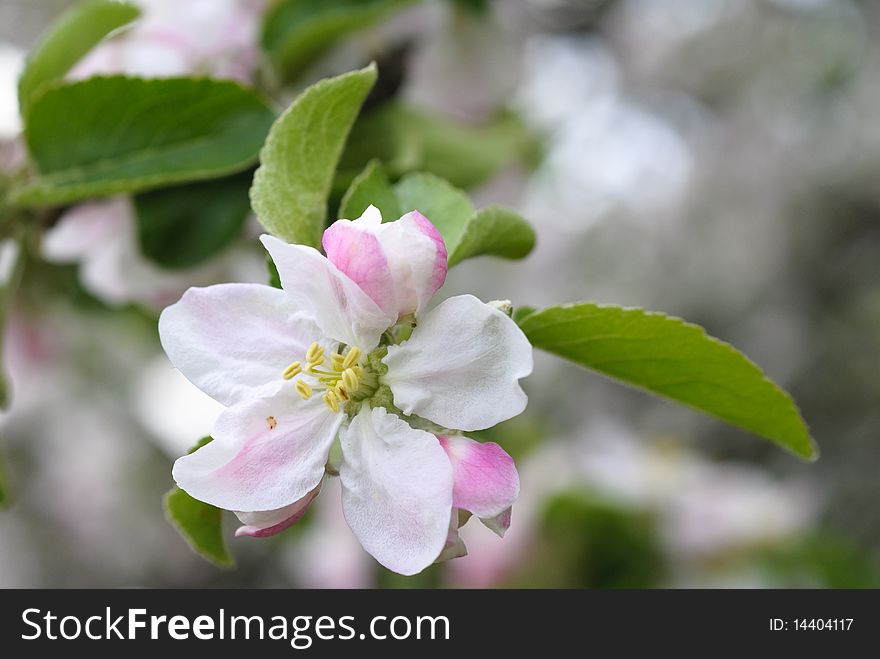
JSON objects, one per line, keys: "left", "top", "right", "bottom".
{"left": 393, "top": 172, "right": 473, "bottom": 249}
{"left": 164, "top": 487, "right": 233, "bottom": 568}
{"left": 338, "top": 159, "right": 400, "bottom": 220}
{"left": 12, "top": 76, "right": 275, "bottom": 206}
{"left": 17, "top": 0, "right": 140, "bottom": 114}
{"left": 340, "top": 104, "right": 536, "bottom": 190}
{"left": 251, "top": 64, "right": 376, "bottom": 246}
{"left": 267, "top": 255, "right": 282, "bottom": 288}
{"left": 448, "top": 206, "right": 536, "bottom": 267}
{"left": 263, "top": 0, "right": 414, "bottom": 84}
{"left": 512, "top": 305, "right": 536, "bottom": 325}
{"left": 393, "top": 173, "right": 536, "bottom": 267}
{"left": 511, "top": 493, "right": 665, "bottom": 588}
{"left": 164, "top": 436, "right": 233, "bottom": 568}
{"left": 519, "top": 304, "right": 817, "bottom": 460}
{"left": 134, "top": 171, "right": 252, "bottom": 269}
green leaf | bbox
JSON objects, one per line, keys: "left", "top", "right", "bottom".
{"left": 164, "top": 487, "right": 234, "bottom": 568}
{"left": 448, "top": 205, "right": 536, "bottom": 267}
{"left": 340, "top": 104, "right": 537, "bottom": 190}
{"left": 134, "top": 171, "right": 253, "bottom": 269}
{"left": 12, "top": 76, "right": 276, "bottom": 206}
{"left": 263, "top": 0, "right": 413, "bottom": 84}
{"left": 512, "top": 305, "right": 536, "bottom": 326}
{"left": 393, "top": 172, "right": 474, "bottom": 251}
{"left": 519, "top": 304, "right": 817, "bottom": 460}
{"left": 392, "top": 173, "right": 536, "bottom": 267}
{"left": 338, "top": 159, "right": 400, "bottom": 220}
{"left": 163, "top": 436, "right": 233, "bottom": 568}
{"left": 17, "top": 0, "right": 140, "bottom": 115}
{"left": 250, "top": 64, "right": 377, "bottom": 246}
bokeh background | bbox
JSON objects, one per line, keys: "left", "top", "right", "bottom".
{"left": 1, "top": 0, "right": 878, "bottom": 588}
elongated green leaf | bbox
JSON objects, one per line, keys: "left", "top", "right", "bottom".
{"left": 135, "top": 171, "right": 253, "bottom": 269}
{"left": 18, "top": 0, "right": 140, "bottom": 114}
{"left": 448, "top": 206, "right": 536, "bottom": 267}
{"left": 338, "top": 159, "right": 400, "bottom": 220}
{"left": 250, "top": 64, "right": 376, "bottom": 246}
{"left": 164, "top": 487, "right": 233, "bottom": 568}
{"left": 519, "top": 304, "right": 816, "bottom": 460}
{"left": 393, "top": 172, "right": 473, "bottom": 250}
{"left": 263, "top": 0, "right": 413, "bottom": 83}
{"left": 12, "top": 76, "right": 276, "bottom": 206}
{"left": 163, "top": 436, "right": 233, "bottom": 567}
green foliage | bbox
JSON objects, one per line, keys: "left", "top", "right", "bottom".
{"left": 164, "top": 487, "right": 233, "bottom": 568}
{"left": 391, "top": 172, "right": 536, "bottom": 267}
{"left": 263, "top": 0, "right": 414, "bottom": 84}
{"left": 447, "top": 206, "right": 536, "bottom": 267}
{"left": 163, "top": 436, "right": 233, "bottom": 568}
{"left": 17, "top": 0, "right": 140, "bottom": 114}
{"left": 13, "top": 76, "right": 275, "bottom": 206}
{"left": 393, "top": 172, "right": 474, "bottom": 248}
{"left": 519, "top": 304, "right": 817, "bottom": 460}
{"left": 337, "top": 159, "right": 400, "bottom": 221}
{"left": 340, "top": 104, "right": 536, "bottom": 190}
{"left": 134, "top": 171, "right": 253, "bottom": 269}
{"left": 512, "top": 493, "right": 665, "bottom": 588}
{"left": 250, "top": 64, "right": 377, "bottom": 246}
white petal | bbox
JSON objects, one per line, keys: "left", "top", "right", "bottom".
{"left": 41, "top": 199, "right": 130, "bottom": 262}
{"left": 172, "top": 390, "right": 342, "bottom": 512}
{"left": 159, "top": 283, "right": 324, "bottom": 406}
{"left": 339, "top": 405, "right": 453, "bottom": 575}
{"left": 261, "top": 235, "right": 393, "bottom": 350}
{"left": 383, "top": 295, "right": 533, "bottom": 431}
{"left": 234, "top": 484, "right": 322, "bottom": 538}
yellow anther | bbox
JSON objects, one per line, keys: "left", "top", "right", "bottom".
{"left": 342, "top": 368, "right": 359, "bottom": 392}
{"left": 342, "top": 347, "right": 361, "bottom": 369}
{"left": 335, "top": 384, "right": 349, "bottom": 401}
{"left": 282, "top": 361, "right": 302, "bottom": 380}
{"left": 330, "top": 353, "right": 346, "bottom": 371}
{"left": 295, "top": 380, "right": 313, "bottom": 400}
{"left": 323, "top": 390, "right": 340, "bottom": 413}
{"left": 307, "top": 355, "right": 325, "bottom": 368}
{"left": 306, "top": 342, "right": 324, "bottom": 364}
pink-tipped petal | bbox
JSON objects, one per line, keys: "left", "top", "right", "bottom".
{"left": 323, "top": 210, "right": 397, "bottom": 318}
{"left": 234, "top": 484, "right": 322, "bottom": 538}
{"left": 261, "top": 235, "right": 393, "bottom": 350}
{"left": 339, "top": 405, "right": 453, "bottom": 576}
{"left": 383, "top": 294, "right": 533, "bottom": 431}
{"left": 439, "top": 435, "right": 520, "bottom": 521}
{"left": 324, "top": 207, "right": 448, "bottom": 319}
{"left": 406, "top": 210, "right": 448, "bottom": 303}
{"left": 172, "top": 389, "right": 342, "bottom": 512}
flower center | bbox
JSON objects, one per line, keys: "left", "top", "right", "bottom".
{"left": 281, "top": 342, "right": 379, "bottom": 413}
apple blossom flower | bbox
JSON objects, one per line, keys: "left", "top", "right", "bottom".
{"left": 70, "top": 0, "right": 267, "bottom": 83}
{"left": 159, "top": 206, "right": 532, "bottom": 574}
{"left": 41, "top": 198, "right": 265, "bottom": 309}
{"left": 43, "top": 0, "right": 268, "bottom": 307}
